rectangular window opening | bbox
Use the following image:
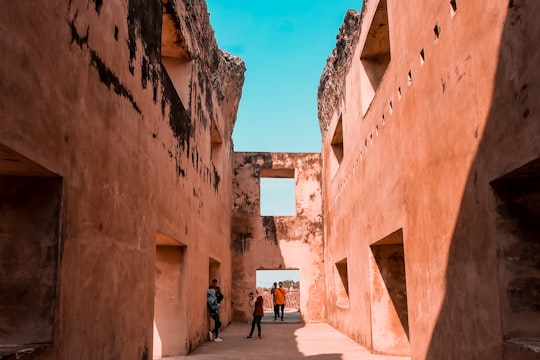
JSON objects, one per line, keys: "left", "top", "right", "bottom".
{"left": 161, "top": 0, "right": 192, "bottom": 108}
{"left": 370, "top": 229, "right": 410, "bottom": 355}
{"left": 256, "top": 269, "right": 301, "bottom": 313}
{"left": 154, "top": 233, "right": 187, "bottom": 357}
{"left": 335, "top": 258, "right": 350, "bottom": 309}
{"left": 359, "top": 0, "right": 391, "bottom": 116}
{"left": 490, "top": 158, "right": 540, "bottom": 355}
{"left": 0, "top": 144, "right": 62, "bottom": 357}
{"left": 331, "top": 116, "right": 344, "bottom": 180}
{"left": 259, "top": 169, "right": 296, "bottom": 216}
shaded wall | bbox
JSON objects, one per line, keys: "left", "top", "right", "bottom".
{"left": 0, "top": 0, "right": 244, "bottom": 358}
{"left": 318, "top": 0, "right": 540, "bottom": 358}
{"left": 231, "top": 152, "right": 325, "bottom": 323}
{"left": 0, "top": 172, "right": 62, "bottom": 356}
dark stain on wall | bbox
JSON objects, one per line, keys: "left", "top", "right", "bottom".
{"left": 212, "top": 164, "right": 220, "bottom": 192}
{"left": 89, "top": 50, "right": 142, "bottom": 114}
{"left": 231, "top": 232, "right": 251, "bottom": 255}
{"left": 128, "top": 0, "right": 161, "bottom": 103}
{"left": 91, "top": 0, "right": 103, "bottom": 14}
{"left": 262, "top": 216, "right": 278, "bottom": 245}
{"left": 68, "top": 6, "right": 142, "bottom": 114}
{"left": 127, "top": 0, "right": 161, "bottom": 72}
{"left": 177, "top": 163, "right": 186, "bottom": 177}
{"left": 241, "top": 153, "right": 273, "bottom": 168}
{"left": 68, "top": 16, "right": 89, "bottom": 49}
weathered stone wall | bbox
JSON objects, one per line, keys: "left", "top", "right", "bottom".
{"left": 318, "top": 0, "right": 540, "bottom": 358}
{"left": 0, "top": 0, "right": 244, "bottom": 358}
{"left": 231, "top": 152, "right": 325, "bottom": 323}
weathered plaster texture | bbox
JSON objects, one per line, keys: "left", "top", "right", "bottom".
{"left": 231, "top": 153, "right": 325, "bottom": 323}
{"left": 0, "top": 0, "right": 244, "bottom": 358}
{"left": 318, "top": 0, "right": 540, "bottom": 358}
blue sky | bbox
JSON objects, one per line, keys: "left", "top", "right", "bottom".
{"left": 206, "top": 1, "right": 361, "bottom": 153}
{"left": 256, "top": 269, "right": 299, "bottom": 289}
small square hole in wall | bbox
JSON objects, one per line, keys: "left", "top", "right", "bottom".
{"left": 450, "top": 0, "right": 457, "bottom": 16}
{"left": 434, "top": 22, "right": 441, "bottom": 41}
{"left": 260, "top": 169, "right": 296, "bottom": 216}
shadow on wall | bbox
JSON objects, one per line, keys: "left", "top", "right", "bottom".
{"left": 426, "top": 2, "right": 540, "bottom": 359}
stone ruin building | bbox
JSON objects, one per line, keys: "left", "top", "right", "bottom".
{"left": 0, "top": 0, "right": 539, "bottom": 359}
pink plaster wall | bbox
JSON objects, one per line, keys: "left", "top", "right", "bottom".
{"left": 0, "top": 0, "right": 244, "bottom": 358}
{"left": 318, "top": 0, "right": 540, "bottom": 358}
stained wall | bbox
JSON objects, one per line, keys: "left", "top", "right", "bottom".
{"left": 231, "top": 152, "right": 325, "bottom": 323}
{"left": 0, "top": 0, "right": 244, "bottom": 358}
{"left": 318, "top": 0, "right": 540, "bottom": 358}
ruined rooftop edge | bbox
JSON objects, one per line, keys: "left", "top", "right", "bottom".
{"left": 317, "top": 9, "right": 362, "bottom": 135}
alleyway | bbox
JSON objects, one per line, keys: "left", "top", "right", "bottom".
{"left": 159, "top": 316, "right": 411, "bottom": 360}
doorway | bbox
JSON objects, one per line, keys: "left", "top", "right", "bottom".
{"left": 256, "top": 269, "right": 300, "bottom": 322}
{"left": 153, "top": 232, "right": 187, "bottom": 358}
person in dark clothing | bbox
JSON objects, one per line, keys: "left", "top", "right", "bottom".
{"left": 215, "top": 286, "right": 224, "bottom": 305}
{"left": 207, "top": 288, "right": 222, "bottom": 341}
{"left": 246, "top": 288, "right": 264, "bottom": 339}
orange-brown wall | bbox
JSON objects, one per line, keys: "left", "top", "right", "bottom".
{"left": 0, "top": 0, "right": 244, "bottom": 358}
{"left": 319, "top": 0, "right": 540, "bottom": 358}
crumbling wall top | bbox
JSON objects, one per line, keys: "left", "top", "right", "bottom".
{"left": 317, "top": 9, "right": 362, "bottom": 136}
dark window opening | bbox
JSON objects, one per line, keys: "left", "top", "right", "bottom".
{"left": 491, "top": 158, "right": 540, "bottom": 355}
{"left": 331, "top": 116, "right": 344, "bottom": 179}
{"left": 0, "top": 144, "right": 62, "bottom": 357}
{"left": 335, "top": 258, "right": 349, "bottom": 308}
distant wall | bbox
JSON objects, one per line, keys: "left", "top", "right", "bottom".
{"left": 231, "top": 152, "right": 325, "bottom": 323}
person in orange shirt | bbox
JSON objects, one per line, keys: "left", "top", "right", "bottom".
{"left": 274, "top": 281, "right": 287, "bottom": 321}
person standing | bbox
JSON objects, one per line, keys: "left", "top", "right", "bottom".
{"left": 274, "top": 281, "right": 287, "bottom": 321}
{"left": 246, "top": 288, "right": 264, "bottom": 339}
{"left": 215, "top": 286, "right": 224, "bottom": 306}
{"left": 207, "top": 288, "right": 222, "bottom": 342}
{"left": 270, "top": 282, "right": 279, "bottom": 321}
